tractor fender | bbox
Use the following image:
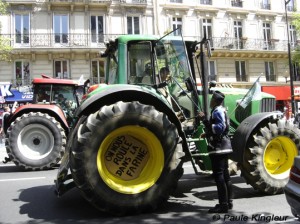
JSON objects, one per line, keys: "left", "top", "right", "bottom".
{"left": 76, "top": 85, "right": 188, "bottom": 151}
{"left": 8, "top": 104, "right": 69, "bottom": 133}
{"left": 231, "top": 111, "right": 283, "bottom": 163}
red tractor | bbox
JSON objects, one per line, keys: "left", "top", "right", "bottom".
{"left": 3, "top": 75, "right": 88, "bottom": 170}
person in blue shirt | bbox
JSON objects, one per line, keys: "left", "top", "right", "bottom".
{"left": 199, "top": 90, "right": 233, "bottom": 213}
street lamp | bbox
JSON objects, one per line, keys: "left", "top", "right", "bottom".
{"left": 285, "top": 0, "right": 296, "bottom": 114}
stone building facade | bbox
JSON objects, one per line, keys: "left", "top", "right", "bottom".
{"left": 0, "top": 0, "right": 298, "bottom": 89}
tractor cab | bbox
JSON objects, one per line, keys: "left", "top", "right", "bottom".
{"left": 102, "top": 30, "right": 199, "bottom": 122}
{"left": 32, "top": 77, "right": 85, "bottom": 124}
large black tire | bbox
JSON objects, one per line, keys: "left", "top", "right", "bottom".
{"left": 240, "top": 119, "right": 300, "bottom": 194}
{"left": 6, "top": 112, "right": 66, "bottom": 170}
{"left": 70, "top": 101, "right": 184, "bottom": 215}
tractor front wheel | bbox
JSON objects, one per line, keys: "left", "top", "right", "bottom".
{"left": 70, "top": 101, "right": 183, "bottom": 215}
{"left": 6, "top": 112, "right": 66, "bottom": 170}
{"left": 241, "top": 119, "right": 300, "bottom": 194}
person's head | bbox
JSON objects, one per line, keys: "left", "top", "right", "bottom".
{"left": 3, "top": 106, "right": 10, "bottom": 113}
{"left": 144, "top": 63, "right": 152, "bottom": 75}
{"left": 160, "top": 67, "right": 170, "bottom": 81}
{"left": 210, "top": 90, "right": 225, "bottom": 108}
{"left": 58, "top": 94, "right": 65, "bottom": 102}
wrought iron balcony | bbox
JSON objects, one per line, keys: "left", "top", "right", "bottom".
{"left": 1, "top": 33, "right": 121, "bottom": 49}
{"left": 211, "top": 37, "right": 293, "bottom": 51}
{"left": 200, "top": 0, "right": 212, "bottom": 5}
{"left": 48, "top": 0, "right": 112, "bottom": 3}
{"left": 231, "top": 0, "right": 243, "bottom": 7}
{"left": 1, "top": 33, "right": 297, "bottom": 52}
{"left": 120, "top": 0, "right": 147, "bottom": 3}
{"left": 170, "top": 0, "right": 183, "bottom": 3}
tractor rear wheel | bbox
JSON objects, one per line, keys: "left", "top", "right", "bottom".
{"left": 241, "top": 119, "right": 300, "bottom": 194}
{"left": 70, "top": 101, "right": 183, "bottom": 215}
{"left": 6, "top": 112, "right": 66, "bottom": 170}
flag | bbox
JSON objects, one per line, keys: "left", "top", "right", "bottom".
{"left": 239, "top": 77, "right": 262, "bottom": 109}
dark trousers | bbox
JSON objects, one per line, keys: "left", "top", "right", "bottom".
{"left": 210, "top": 153, "right": 233, "bottom": 204}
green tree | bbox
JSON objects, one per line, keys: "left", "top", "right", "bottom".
{"left": 0, "top": 0, "right": 12, "bottom": 61}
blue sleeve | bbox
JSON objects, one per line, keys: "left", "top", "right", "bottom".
{"left": 211, "top": 108, "right": 226, "bottom": 135}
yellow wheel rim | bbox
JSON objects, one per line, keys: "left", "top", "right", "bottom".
{"left": 264, "top": 136, "right": 298, "bottom": 178}
{"left": 97, "top": 125, "right": 164, "bottom": 194}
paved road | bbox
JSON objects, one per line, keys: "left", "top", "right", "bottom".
{"left": 0, "top": 144, "right": 298, "bottom": 224}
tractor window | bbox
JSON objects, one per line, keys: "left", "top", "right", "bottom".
{"left": 34, "top": 84, "right": 51, "bottom": 103}
{"left": 52, "top": 85, "right": 78, "bottom": 113}
{"left": 154, "top": 30, "right": 195, "bottom": 119}
{"left": 128, "top": 42, "right": 153, "bottom": 85}
{"left": 108, "top": 51, "right": 118, "bottom": 84}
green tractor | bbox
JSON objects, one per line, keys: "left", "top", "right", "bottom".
{"left": 55, "top": 30, "right": 300, "bottom": 215}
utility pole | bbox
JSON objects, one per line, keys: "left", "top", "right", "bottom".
{"left": 285, "top": 0, "right": 296, "bottom": 115}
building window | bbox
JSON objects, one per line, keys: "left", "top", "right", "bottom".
{"left": 286, "top": 0, "right": 295, "bottom": 11}
{"left": 202, "top": 19, "right": 212, "bottom": 39}
{"left": 207, "top": 61, "right": 216, "bottom": 81}
{"left": 265, "top": 61, "right": 275, "bottom": 81}
{"left": 172, "top": 17, "right": 182, "bottom": 36}
{"left": 15, "top": 61, "right": 30, "bottom": 86}
{"left": 15, "top": 14, "right": 29, "bottom": 45}
{"left": 289, "top": 24, "right": 297, "bottom": 47}
{"left": 127, "top": 16, "right": 140, "bottom": 34}
{"left": 235, "top": 61, "right": 246, "bottom": 81}
{"left": 234, "top": 21, "right": 243, "bottom": 49}
{"left": 231, "top": 0, "right": 243, "bottom": 7}
{"left": 91, "top": 60, "right": 105, "bottom": 84}
{"left": 91, "top": 16, "right": 104, "bottom": 43}
{"left": 200, "top": 0, "right": 212, "bottom": 5}
{"left": 261, "top": 0, "right": 270, "bottom": 10}
{"left": 54, "top": 14, "right": 69, "bottom": 44}
{"left": 54, "top": 60, "right": 69, "bottom": 79}
{"left": 263, "top": 22, "right": 272, "bottom": 50}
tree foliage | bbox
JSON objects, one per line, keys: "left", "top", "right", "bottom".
{"left": 0, "top": 0, "right": 12, "bottom": 61}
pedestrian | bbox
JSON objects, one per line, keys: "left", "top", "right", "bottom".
{"left": 0, "top": 106, "right": 11, "bottom": 136}
{"left": 199, "top": 90, "right": 233, "bottom": 213}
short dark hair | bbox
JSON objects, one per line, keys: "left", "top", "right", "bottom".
{"left": 212, "top": 90, "right": 225, "bottom": 103}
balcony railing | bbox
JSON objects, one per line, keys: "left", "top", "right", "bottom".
{"left": 1, "top": 34, "right": 296, "bottom": 52}
{"left": 120, "top": 0, "right": 147, "bottom": 3}
{"left": 210, "top": 37, "right": 293, "bottom": 51}
{"left": 170, "top": 0, "right": 183, "bottom": 3}
{"left": 231, "top": 0, "right": 243, "bottom": 7}
{"left": 48, "top": 0, "right": 112, "bottom": 3}
{"left": 200, "top": 0, "right": 212, "bottom": 5}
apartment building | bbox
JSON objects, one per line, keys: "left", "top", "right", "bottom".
{"left": 0, "top": 0, "right": 298, "bottom": 91}
{"left": 0, "top": 0, "right": 154, "bottom": 86}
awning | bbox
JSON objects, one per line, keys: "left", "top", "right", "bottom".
{"left": 0, "top": 84, "right": 33, "bottom": 103}
{"left": 262, "top": 86, "right": 293, "bottom": 101}
{"left": 4, "top": 90, "right": 33, "bottom": 102}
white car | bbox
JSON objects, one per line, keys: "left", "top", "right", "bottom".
{"left": 284, "top": 155, "right": 300, "bottom": 219}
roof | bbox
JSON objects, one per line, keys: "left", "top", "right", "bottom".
{"left": 32, "top": 77, "right": 79, "bottom": 86}
{"left": 117, "top": 35, "right": 158, "bottom": 44}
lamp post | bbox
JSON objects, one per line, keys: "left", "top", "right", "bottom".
{"left": 285, "top": 0, "right": 295, "bottom": 115}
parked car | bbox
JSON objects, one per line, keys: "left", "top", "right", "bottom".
{"left": 284, "top": 155, "right": 300, "bottom": 219}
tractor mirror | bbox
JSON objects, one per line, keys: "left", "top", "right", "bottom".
{"left": 209, "top": 80, "right": 217, "bottom": 88}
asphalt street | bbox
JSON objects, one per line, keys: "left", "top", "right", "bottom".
{"left": 0, "top": 143, "right": 298, "bottom": 224}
